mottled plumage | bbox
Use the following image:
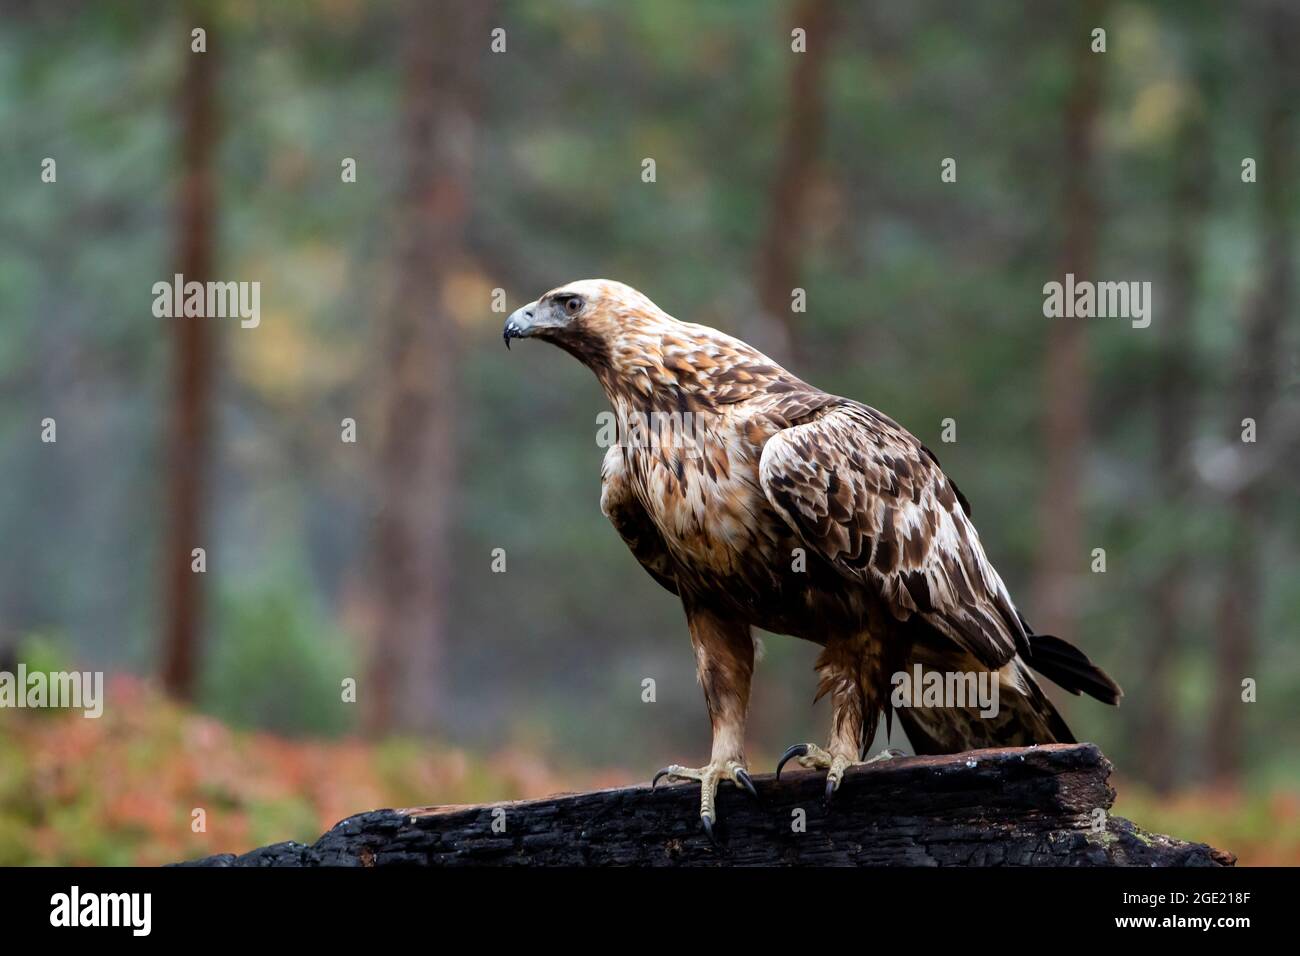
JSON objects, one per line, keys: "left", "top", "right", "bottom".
{"left": 506, "top": 279, "right": 1121, "bottom": 831}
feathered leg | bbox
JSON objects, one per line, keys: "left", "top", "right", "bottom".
{"left": 776, "top": 637, "right": 902, "bottom": 803}
{"left": 652, "top": 602, "right": 758, "bottom": 839}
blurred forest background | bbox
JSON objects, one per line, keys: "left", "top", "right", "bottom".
{"left": 1, "top": 0, "right": 1298, "bottom": 865}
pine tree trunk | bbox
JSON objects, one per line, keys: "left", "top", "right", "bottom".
{"left": 363, "top": 0, "right": 489, "bottom": 734}
{"left": 161, "top": 15, "right": 218, "bottom": 701}
{"left": 754, "top": 0, "right": 835, "bottom": 364}
{"left": 1034, "top": 0, "right": 1104, "bottom": 654}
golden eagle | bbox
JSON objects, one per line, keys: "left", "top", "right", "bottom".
{"left": 505, "top": 279, "right": 1121, "bottom": 837}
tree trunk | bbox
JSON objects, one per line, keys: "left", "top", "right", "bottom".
{"left": 363, "top": 0, "right": 489, "bottom": 735}
{"left": 1033, "top": 2, "right": 1104, "bottom": 647}
{"left": 1206, "top": 3, "right": 1296, "bottom": 786}
{"left": 161, "top": 15, "right": 218, "bottom": 701}
{"left": 754, "top": 0, "right": 835, "bottom": 364}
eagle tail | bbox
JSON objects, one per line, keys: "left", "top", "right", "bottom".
{"left": 1020, "top": 669, "right": 1077, "bottom": 744}
{"left": 880, "top": 624, "right": 1121, "bottom": 757}
{"left": 892, "top": 679, "right": 1076, "bottom": 756}
{"left": 1025, "top": 633, "right": 1123, "bottom": 705}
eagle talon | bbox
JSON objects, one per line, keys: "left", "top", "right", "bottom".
{"left": 776, "top": 742, "right": 861, "bottom": 809}
{"left": 822, "top": 759, "right": 851, "bottom": 811}
{"left": 649, "top": 759, "right": 753, "bottom": 835}
{"left": 735, "top": 768, "right": 759, "bottom": 801}
{"left": 651, "top": 766, "right": 679, "bottom": 789}
{"left": 775, "top": 743, "right": 810, "bottom": 781}
{"left": 775, "top": 742, "right": 836, "bottom": 780}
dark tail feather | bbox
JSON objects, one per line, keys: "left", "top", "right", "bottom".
{"left": 893, "top": 678, "right": 1076, "bottom": 756}
{"left": 891, "top": 653, "right": 1077, "bottom": 754}
{"left": 1026, "top": 633, "right": 1123, "bottom": 705}
{"left": 1026, "top": 677, "right": 1077, "bottom": 744}
{"left": 893, "top": 708, "right": 950, "bottom": 756}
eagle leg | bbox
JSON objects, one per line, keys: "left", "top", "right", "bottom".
{"left": 774, "top": 639, "right": 897, "bottom": 807}
{"left": 652, "top": 603, "right": 756, "bottom": 839}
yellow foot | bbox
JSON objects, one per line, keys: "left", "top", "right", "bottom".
{"left": 651, "top": 759, "right": 758, "bottom": 840}
{"left": 775, "top": 744, "right": 905, "bottom": 806}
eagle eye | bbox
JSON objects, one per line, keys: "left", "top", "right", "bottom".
{"left": 561, "top": 295, "right": 583, "bottom": 317}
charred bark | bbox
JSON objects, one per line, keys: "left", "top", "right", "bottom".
{"left": 182, "top": 744, "right": 1233, "bottom": 867}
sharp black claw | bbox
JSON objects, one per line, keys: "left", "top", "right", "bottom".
{"left": 700, "top": 814, "right": 716, "bottom": 843}
{"left": 824, "top": 777, "right": 836, "bottom": 809}
{"left": 776, "top": 744, "right": 809, "bottom": 781}
{"left": 735, "top": 768, "right": 758, "bottom": 800}
{"left": 651, "top": 767, "right": 673, "bottom": 789}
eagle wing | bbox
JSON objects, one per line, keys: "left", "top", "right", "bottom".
{"left": 758, "top": 401, "right": 1029, "bottom": 669}
{"left": 600, "top": 445, "right": 678, "bottom": 595}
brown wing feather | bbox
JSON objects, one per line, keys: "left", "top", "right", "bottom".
{"left": 758, "top": 400, "right": 1029, "bottom": 669}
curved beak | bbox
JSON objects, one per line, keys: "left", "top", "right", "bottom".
{"left": 503, "top": 301, "right": 539, "bottom": 350}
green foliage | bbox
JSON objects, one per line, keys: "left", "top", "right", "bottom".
{"left": 201, "top": 584, "right": 357, "bottom": 737}
{"left": 12, "top": 632, "right": 72, "bottom": 676}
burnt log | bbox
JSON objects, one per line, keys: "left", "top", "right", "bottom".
{"left": 181, "top": 743, "right": 1233, "bottom": 867}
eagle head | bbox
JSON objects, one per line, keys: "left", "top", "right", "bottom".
{"left": 503, "top": 279, "right": 667, "bottom": 368}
